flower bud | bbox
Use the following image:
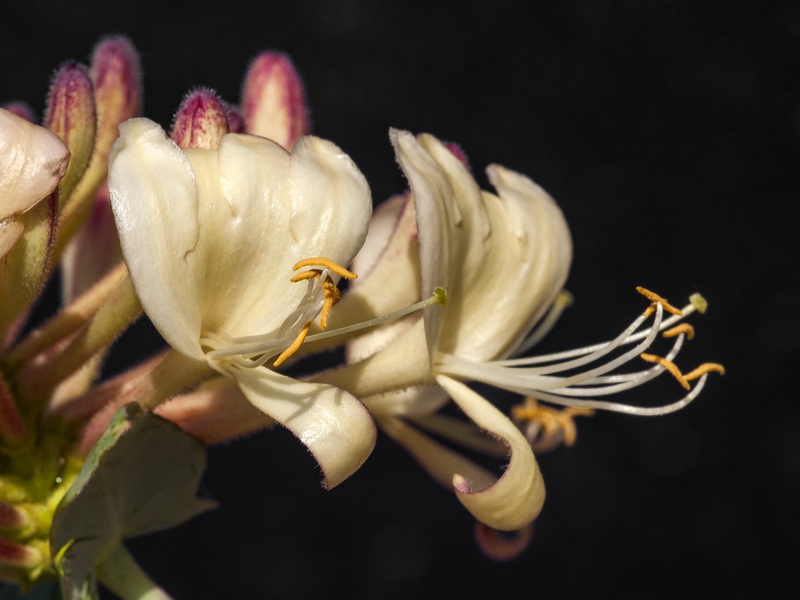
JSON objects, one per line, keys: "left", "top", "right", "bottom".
{"left": 89, "top": 35, "right": 142, "bottom": 166}
{"left": 223, "top": 101, "right": 245, "bottom": 133}
{"left": 171, "top": 88, "right": 229, "bottom": 149}
{"left": 44, "top": 62, "right": 96, "bottom": 203}
{"left": 241, "top": 51, "right": 309, "bottom": 149}
{"left": 1, "top": 102, "right": 35, "bottom": 122}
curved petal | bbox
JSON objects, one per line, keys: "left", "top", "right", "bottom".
{"left": 0, "top": 108, "right": 69, "bottom": 220}
{"left": 108, "top": 118, "right": 203, "bottom": 359}
{"left": 288, "top": 135, "right": 372, "bottom": 269}
{"left": 437, "top": 375, "right": 544, "bottom": 531}
{"left": 231, "top": 365, "right": 376, "bottom": 489}
{"left": 188, "top": 133, "right": 294, "bottom": 336}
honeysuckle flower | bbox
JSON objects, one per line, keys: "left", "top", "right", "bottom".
{"left": 107, "top": 117, "right": 376, "bottom": 488}
{"left": 319, "top": 129, "right": 722, "bottom": 531}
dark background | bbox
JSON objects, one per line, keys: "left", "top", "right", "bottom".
{"left": 3, "top": 1, "right": 798, "bottom": 598}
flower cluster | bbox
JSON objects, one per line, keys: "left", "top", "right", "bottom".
{"left": 1, "top": 37, "right": 722, "bottom": 598}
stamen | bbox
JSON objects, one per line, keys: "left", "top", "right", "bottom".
{"left": 320, "top": 278, "right": 341, "bottom": 329}
{"left": 639, "top": 352, "right": 690, "bottom": 389}
{"left": 290, "top": 269, "right": 322, "bottom": 283}
{"left": 293, "top": 257, "right": 357, "bottom": 280}
{"left": 273, "top": 321, "right": 311, "bottom": 367}
{"left": 684, "top": 362, "right": 725, "bottom": 381}
{"left": 304, "top": 287, "right": 448, "bottom": 343}
{"left": 637, "top": 287, "right": 683, "bottom": 317}
{"left": 663, "top": 323, "right": 695, "bottom": 339}
{"left": 512, "top": 397, "right": 593, "bottom": 452}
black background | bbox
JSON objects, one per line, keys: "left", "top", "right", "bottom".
{"left": 3, "top": 1, "right": 798, "bottom": 598}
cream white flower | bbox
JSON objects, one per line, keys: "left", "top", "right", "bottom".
{"left": 107, "top": 117, "right": 376, "bottom": 488}
{"left": 0, "top": 108, "right": 70, "bottom": 256}
{"left": 320, "top": 129, "right": 720, "bottom": 530}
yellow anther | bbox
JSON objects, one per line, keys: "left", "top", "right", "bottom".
{"left": 637, "top": 287, "right": 683, "bottom": 317}
{"left": 663, "top": 323, "right": 695, "bottom": 340}
{"left": 273, "top": 321, "right": 311, "bottom": 367}
{"left": 684, "top": 362, "right": 726, "bottom": 381}
{"left": 290, "top": 269, "right": 322, "bottom": 283}
{"left": 320, "top": 278, "right": 341, "bottom": 329}
{"left": 293, "top": 257, "right": 357, "bottom": 280}
{"left": 639, "top": 352, "right": 690, "bottom": 389}
{"left": 512, "top": 397, "right": 594, "bottom": 448}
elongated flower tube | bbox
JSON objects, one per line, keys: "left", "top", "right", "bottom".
{"left": 107, "top": 117, "right": 376, "bottom": 488}
{"left": 319, "top": 129, "right": 722, "bottom": 531}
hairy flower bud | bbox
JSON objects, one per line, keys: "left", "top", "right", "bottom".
{"left": 241, "top": 52, "right": 309, "bottom": 149}
{"left": 1, "top": 102, "right": 35, "bottom": 122}
{"left": 171, "top": 88, "right": 229, "bottom": 149}
{"left": 90, "top": 36, "right": 142, "bottom": 158}
{"left": 44, "top": 62, "right": 96, "bottom": 202}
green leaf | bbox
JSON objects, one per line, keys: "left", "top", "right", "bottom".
{"left": 50, "top": 403, "right": 215, "bottom": 600}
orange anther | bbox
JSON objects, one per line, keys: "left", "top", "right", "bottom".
{"left": 637, "top": 287, "right": 683, "bottom": 317}
{"left": 640, "top": 352, "right": 690, "bottom": 389}
{"left": 684, "top": 362, "right": 726, "bottom": 381}
{"left": 273, "top": 321, "right": 311, "bottom": 367}
{"left": 293, "top": 257, "right": 357, "bottom": 280}
{"left": 663, "top": 323, "right": 695, "bottom": 340}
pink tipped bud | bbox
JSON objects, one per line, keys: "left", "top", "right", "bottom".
{"left": 1, "top": 102, "right": 35, "bottom": 122}
{"left": 241, "top": 51, "right": 309, "bottom": 149}
{"left": 223, "top": 101, "right": 245, "bottom": 133}
{"left": 44, "top": 62, "right": 97, "bottom": 201}
{"left": 171, "top": 88, "right": 230, "bottom": 149}
{"left": 89, "top": 36, "right": 142, "bottom": 158}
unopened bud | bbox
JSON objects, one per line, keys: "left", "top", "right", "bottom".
{"left": 241, "top": 52, "right": 309, "bottom": 149}
{"left": 171, "top": 88, "right": 229, "bottom": 149}
{"left": 223, "top": 101, "right": 245, "bottom": 133}
{"left": 1, "top": 102, "right": 35, "bottom": 122}
{"left": 44, "top": 62, "right": 96, "bottom": 203}
{"left": 89, "top": 35, "right": 142, "bottom": 165}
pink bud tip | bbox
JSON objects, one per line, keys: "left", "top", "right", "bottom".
{"left": 44, "top": 62, "right": 95, "bottom": 139}
{"left": 241, "top": 51, "right": 309, "bottom": 149}
{"left": 171, "top": 88, "right": 230, "bottom": 149}
{"left": 223, "top": 102, "right": 245, "bottom": 134}
{"left": 1, "top": 102, "right": 35, "bottom": 122}
{"left": 90, "top": 35, "right": 143, "bottom": 123}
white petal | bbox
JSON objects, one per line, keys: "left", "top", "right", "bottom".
{"left": 231, "top": 365, "right": 376, "bottom": 489}
{"left": 0, "top": 108, "right": 69, "bottom": 220}
{"left": 187, "top": 133, "right": 294, "bottom": 336}
{"left": 437, "top": 375, "right": 544, "bottom": 531}
{"left": 288, "top": 136, "right": 372, "bottom": 268}
{"left": 108, "top": 118, "right": 203, "bottom": 359}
